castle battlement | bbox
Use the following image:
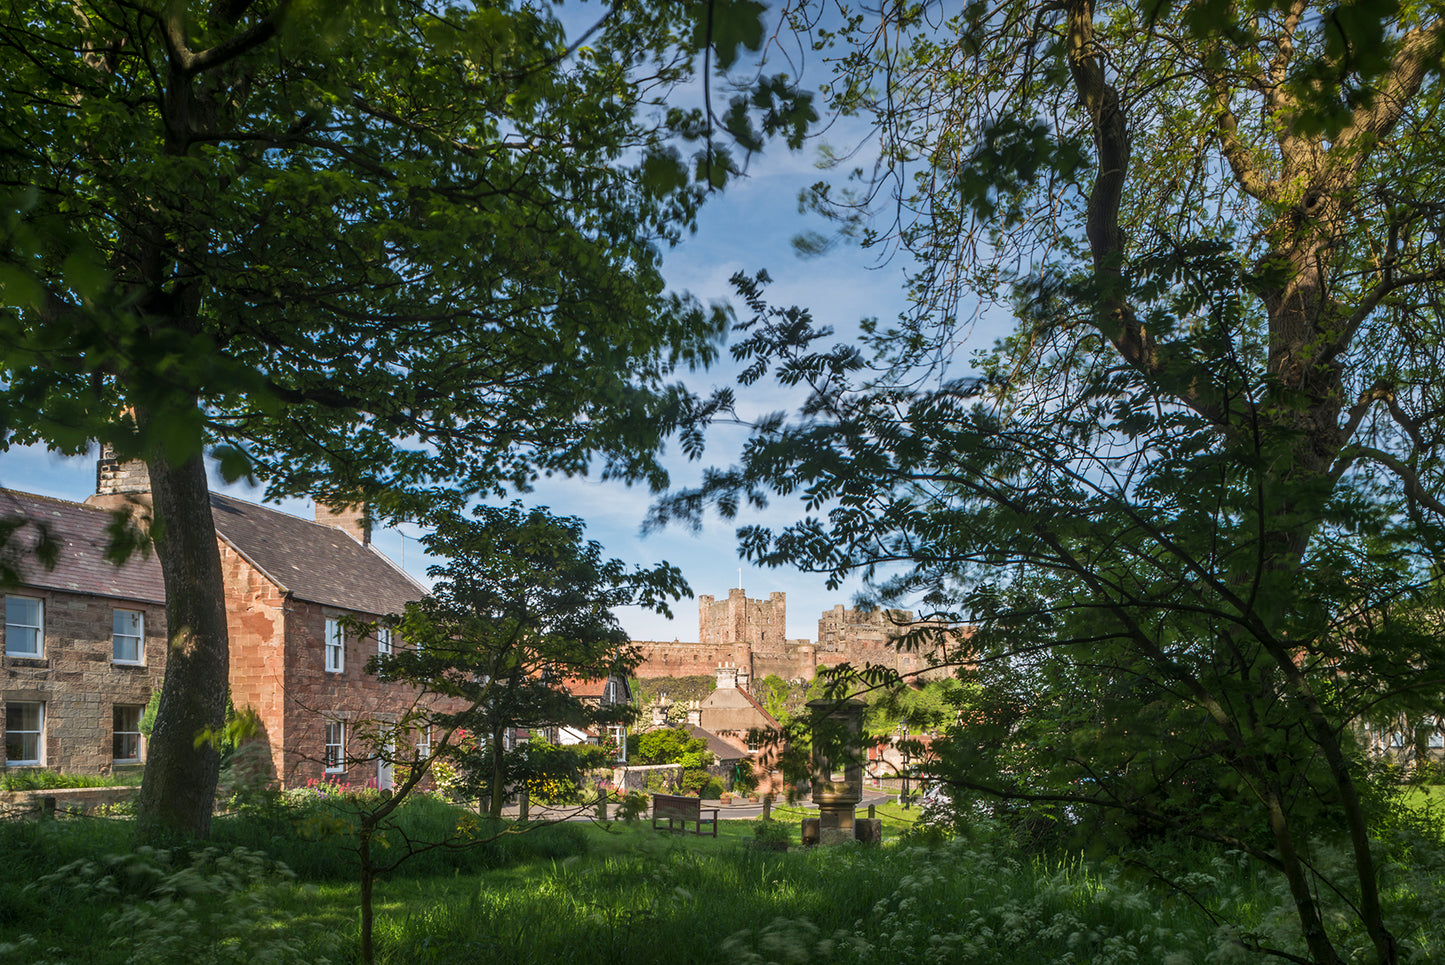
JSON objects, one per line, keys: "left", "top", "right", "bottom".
{"left": 634, "top": 589, "right": 951, "bottom": 683}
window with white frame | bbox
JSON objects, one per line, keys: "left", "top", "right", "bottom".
{"left": 415, "top": 725, "right": 432, "bottom": 760}
{"left": 376, "top": 626, "right": 391, "bottom": 657}
{"left": 324, "top": 618, "right": 344, "bottom": 673}
{"left": 5, "top": 596, "right": 43, "bottom": 658}
{"left": 324, "top": 720, "right": 345, "bottom": 773}
{"left": 5, "top": 702, "right": 43, "bottom": 765}
{"left": 112, "top": 609, "right": 144, "bottom": 664}
{"left": 113, "top": 705, "right": 143, "bottom": 763}
{"left": 608, "top": 725, "right": 627, "bottom": 762}
{"left": 1430, "top": 730, "right": 1444, "bottom": 749}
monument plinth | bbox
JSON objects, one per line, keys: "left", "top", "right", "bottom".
{"left": 806, "top": 698, "right": 866, "bottom": 845}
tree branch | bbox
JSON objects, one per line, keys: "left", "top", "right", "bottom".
{"left": 163, "top": 0, "right": 290, "bottom": 77}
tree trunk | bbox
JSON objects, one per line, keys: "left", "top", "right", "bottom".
{"left": 136, "top": 432, "right": 229, "bottom": 841}
{"left": 359, "top": 826, "right": 376, "bottom": 965}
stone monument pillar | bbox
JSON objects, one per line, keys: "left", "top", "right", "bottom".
{"left": 806, "top": 698, "right": 865, "bottom": 845}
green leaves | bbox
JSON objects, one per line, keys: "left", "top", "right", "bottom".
{"left": 697, "top": 0, "right": 767, "bottom": 69}
{"left": 0, "top": 0, "right": 812, "bottom": 509}
{"left": 368, "top": 503, "right": 682, "bottom": 812}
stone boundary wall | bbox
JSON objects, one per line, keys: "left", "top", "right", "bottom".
{"left": 609, "top": 763, "right": 744, "bottom": 794}
{"left": 611, "top": 763, "right": 683, "bottom": 792}
{"left": 632, "top": 640, "right": 734, "bottom": 678}
{"left": 0, "top": 785, "right": 137, "bottom": 816}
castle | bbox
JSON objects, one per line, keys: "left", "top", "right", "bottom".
{"left": 631, "top": 587, "right": 953, "bottom": 683}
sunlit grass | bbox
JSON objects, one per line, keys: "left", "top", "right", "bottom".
{"left": 2, "top": 800, "right": 1442, "bottom": 965}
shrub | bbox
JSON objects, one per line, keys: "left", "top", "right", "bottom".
{"left": 750, "top": 818, "right": 791, "bottom": 851}
{"left": 0, "top": 770, "right": 137, "bottom": 792}
{"left": 26, "top": 846, "right": 332, "bottom": 965}
{"left": 615, "top": 791, "right": 649, "bottom": 823}
{"left": 679, "top": 769, "right": 711, "bottom": 796}
{"left": 635, "top": 728, "right": 711, "bottom": 766}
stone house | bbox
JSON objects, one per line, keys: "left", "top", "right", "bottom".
{"left": 209, "top": 492, "right": 433, "bottom": 788}
{"left": 0, "top": 488, "right": 167, "bottom": 777}
{"left": 538, "top": 673, "right": 633, "bottom": 762}
{"left": 693, "top": 663, "right": 786, "bottom": 792}
{"left": 2, "top": 458, "right": 439, "bottom": 789}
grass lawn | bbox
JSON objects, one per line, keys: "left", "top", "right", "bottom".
{"left": 1401, "top": 784, "right": 1445, "bottom": 814}
{"left": 2, "top": 798, "right": 1440, "bottom": 965}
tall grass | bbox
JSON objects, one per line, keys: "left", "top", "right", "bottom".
{"left": 2, "top": 808, "right": 1442, "bottom": 964}
{"left": 369, "top": 823, "right": 1445, "bottom": 965}
{"left": 210, "top": 796, "right": 590, "bottom": 881}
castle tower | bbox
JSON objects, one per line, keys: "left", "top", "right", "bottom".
{"left": 697, "top": 588, "right": 785, "bottom": 681}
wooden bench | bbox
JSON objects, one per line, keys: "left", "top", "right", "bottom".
{"left": 651, "top": 793, "right": 719, "bottom": 837}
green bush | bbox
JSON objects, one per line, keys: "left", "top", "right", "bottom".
{"left": 0, "top": 770, "right": 139, "bottom": 792}
{"left": 634, "top": 728, "right": 711, "bottom": 767}
{"left": 750, "top": 818, "right": 791, "bottom": 850}
{"left": 679, "top": 768, "right": 711, "bottom": 795}
{"left": 615, "top": 791, "right": 649, "bottom": 822}
{"left": 211, "top": 796, "right": 589, "bottom": 881}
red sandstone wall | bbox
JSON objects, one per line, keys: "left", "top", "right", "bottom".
{"left": 634, "top": 593, "right": 955, "bottom": 684}
{"left": 279, "top": 599, "right": 463, "bottom": 788}
{"left": 632, "top": 640, "right": 736, "bottom": 679}
{"left": 221, "top": 545, "right": 454, "bottom": 788}
{"left": 696, "top": 589, "right": 787, "bottom": 678}
{"left": 220, "top": 539, "right": 290, "bottom": 783}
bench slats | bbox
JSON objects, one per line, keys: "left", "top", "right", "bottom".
{"left": 650, "top": 793, "right": 719, "bottom": 837}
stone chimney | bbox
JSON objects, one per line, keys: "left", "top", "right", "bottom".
{"left": 95, "top": 443, "right": 150, "bottom": 495}
{"left": 716, "top": 661, "right": 738, "bottom": 690}
{"left": 686, "top": 702, "right": 701, "bottom": 727}
{"left": 736, "top": 669, "right": 750, "bottom": 692}
{"left": 84, "top": 444, "right": 153, "bottom": 520}
{"left": 315, "top": 498, "right": 370, "bottom": 546}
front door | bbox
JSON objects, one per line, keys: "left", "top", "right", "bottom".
{"left": 377, "top": 738, "right": 394, "bottom": 791}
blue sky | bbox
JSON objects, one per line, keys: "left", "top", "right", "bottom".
{"left": 0, "top": 142, "right": 920, "bottom": 644}
{"left": 0, "top": 20, "right": 1018, "bottom": 647}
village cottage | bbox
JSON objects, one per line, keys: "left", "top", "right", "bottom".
{"left": 0, "top": 454, "right": 441, "bottom": 789}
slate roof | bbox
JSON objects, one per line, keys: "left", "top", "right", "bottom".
{"left": 209, "top": 494, "right": 423, "bottom": 617}
{"left": 684, "top": 723, "right": 748, "bottom": 762}
{"left": 0, "top": 489, "right": 165, "bottom": 604}
{"left": 736, "top": 687, "right": 782, "bottom": 731}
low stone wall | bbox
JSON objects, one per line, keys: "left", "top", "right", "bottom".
{"left": 0, "top": 786, "right": 137, "bottom": 816}
{"left": 611, "top": 763, "right": 683, "bottom": 792}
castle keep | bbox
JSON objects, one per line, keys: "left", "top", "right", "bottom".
{"left": 632, "top": 587, "right": 949, "bottom": 683}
